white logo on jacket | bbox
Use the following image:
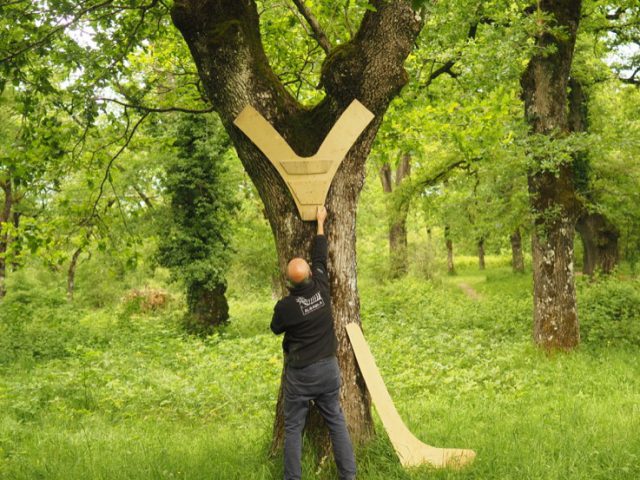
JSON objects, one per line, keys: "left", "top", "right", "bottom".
{"left": 295, "top": 292, "right": 325, "bottom": 315}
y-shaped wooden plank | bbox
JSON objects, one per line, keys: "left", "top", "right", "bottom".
{"left": 233, "top": 100, "right": 374, "bottom": 220}
{"left": 345, "top": 323, "right": 476, "bottom": 469}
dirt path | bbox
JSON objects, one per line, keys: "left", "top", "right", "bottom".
{"left": 458, "top": 282, "right": 482, "bottom": 301}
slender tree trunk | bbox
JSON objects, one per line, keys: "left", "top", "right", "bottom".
{"left": 0, "top": 245, "right": 7, "bottom": 300}
{"left": 446, "top": 239, "right": 455, "bottom": 275}
{"left": 575, "top": 213, "right": 619, "bottom": 276}
{"left": 389, "top": 220, "right": 409, "bottom": 277}
{"left": 520, "top": 0, "right": 583, "bottom": 350}
{"left": 510, "top": 228, "right": 525, "bottom": 273}
{"left": 0, "top": 180, "right": 12, "bottom": 299}
{"left": 477, "top": 237, "right": 485, "bottom": 270}
{"left": 67, "top": 247, "right": 82, "bottom": 301}
{"left": 10, "top": 211, "right": 21, "bottom": 271}
{"left": 171, "top": 0, "right": 423, "bottom": 452}
{"left": 445, "top": 225, "right": 455, "bottom": 275}
{"left": 380, "top": 154, "right": 411, "bottom": 278}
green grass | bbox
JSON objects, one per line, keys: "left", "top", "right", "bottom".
{"left": 1, "top": 259, "right": 639, "bottom": 479}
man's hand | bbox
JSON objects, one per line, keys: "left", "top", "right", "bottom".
{"left": 316, "top": 205, "right": 327, "bottom": 235}
{"left": 316, "top": 205, "right": 327, "bottom": 223}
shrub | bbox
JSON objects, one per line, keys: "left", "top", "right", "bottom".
{"left": 0, "top": 269, "right": 71, "bottom": 364}
{"left": 121, "top": 287, "right": 170, "bottom": 313}
{"left": 578, "top": 275, "right": 640, "bottom": 347}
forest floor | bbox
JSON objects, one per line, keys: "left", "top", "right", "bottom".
{"left": 1, "top": 258, "right": 639, "bottom": 479}
{"left": 456, "top": 282, "right": 482, "bottom": 301}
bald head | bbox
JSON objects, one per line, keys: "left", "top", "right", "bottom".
{"left": 287, "top": 257, "right": 311, "bottom": 286}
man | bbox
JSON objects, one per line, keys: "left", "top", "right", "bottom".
{"left": 271, "top": 205, "right": 357, "bottom": 480}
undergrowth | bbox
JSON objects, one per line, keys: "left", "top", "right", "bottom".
{"left": 1, "top": 259, "right": 639, "bottom": 479}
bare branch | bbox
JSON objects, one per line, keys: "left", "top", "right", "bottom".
{"left": 96, "top": 97, "right": 214, "bottom": 114}
{"left": 606, "top": 7, "right": 624, "bottom": 21}
{"left": 418, "top": 21, "right": 478, "bottom": 90}
{"left": 421, "top": 60, "right": 458, "bottom": 89}
{"left": 132, "top": 184, "right": 154, "bottom": 208}
{"left": 109, "top": 177, "right": 132, "bottom": 236}
{"left": 113, "top": 164, "right": 155, "bottom": 208}
{"left": 86, "top": 113, "right": 149, "bottom": 223}
{"left": 413, "top": 159, "right": 469, "bottom": 191}
{"left": 291, "top": 0, "right": 331, "bottom": 54}
{"left": 620, "top": 66, "right": 640, "bottom": 85}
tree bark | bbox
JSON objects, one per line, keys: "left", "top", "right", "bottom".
{"left": 379, "top": 153, "right": 411, "bottom": 278}
{"left": 477, "top": 237, "right": 485, "bottom": 270}
{"left": 185, "top": 282, "right": 230, "bottom": 331}
{"left": 445, "top": 225, "right": 455, "bottom": 275}
{"left": 171, "top": 0, "right": 424, "bottom": 452}
{"left": 520, "top": 0, "right": 583, "bottom": 350}
{"left": 575, "top": 212, "right": 619, "bottom": 276}
{"left": 510, "top": 228, "right": 525, "bottom": 273}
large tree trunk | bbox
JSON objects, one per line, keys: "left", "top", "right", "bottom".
{"left": 185, "top": 282, "right": 230, "bottom": 330}
{"left": 171, "top": 0, "right": 423, "bottom": 453}
{"left": 575, "top": 212, "right": 619, "bottom": 276}
{"left": 520, "top": 0, "right": 583, "bottom": 350}
{"left": 379, "top": 153, "right": 411, "bottom": 278}
{"left": 510, "top": 228, "right": 525, "bottom": 273}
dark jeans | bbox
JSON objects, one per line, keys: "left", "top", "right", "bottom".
{"left": 283, "top": 356, "right": 356, "bottom": 480}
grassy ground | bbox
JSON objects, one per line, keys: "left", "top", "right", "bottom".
{"left": 1, "top": 258, "right": 639, "bottom": 479}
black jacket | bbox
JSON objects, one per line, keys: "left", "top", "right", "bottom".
{"left": 270, "top": 235, "right": 337, "bottom": 368}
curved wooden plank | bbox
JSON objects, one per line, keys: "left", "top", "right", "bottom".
{"left": 345, "top": 323, "right": 476, "bottom": 469}
{"left": 233, "top": 100, "right": 374, "bottom": 220}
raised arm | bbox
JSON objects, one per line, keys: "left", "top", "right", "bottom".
{"left": 311, "top": 206, "right": 329, "bottom": 287}
{"left": 316, "top": 205, "right": 326, "bottom": 236}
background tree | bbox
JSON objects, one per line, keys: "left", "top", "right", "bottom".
{"left": 567, "top": 78, "right": 620, "bottom": 276}
{"left": 581, "top": 79, "right": 640, "bottom": 274}
{"left": 155, "top": 113, "right": 239, "bottom": 333}
{"left": 378, "top": 154, "right": 412, "bottom": 278}
{"left": 520, "top": 0, "right": 584, "bottom": 350}
{"left": 0, "top": 87, "right": 71, "bottom": 298}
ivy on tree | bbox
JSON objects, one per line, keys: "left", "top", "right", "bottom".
{"left": 156, "top": 113, "right": 239, "bottom": 333}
